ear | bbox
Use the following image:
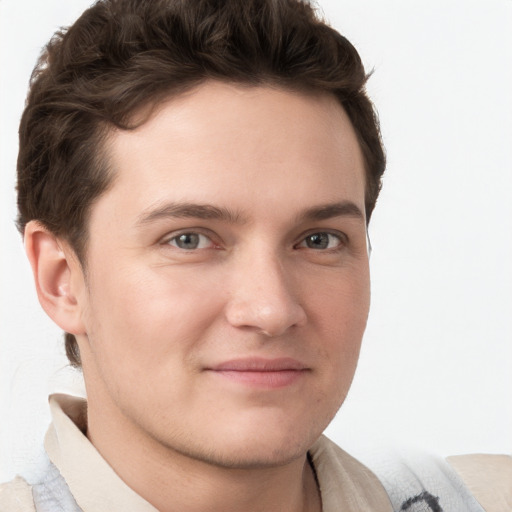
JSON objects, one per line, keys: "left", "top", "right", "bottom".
{"left": 24, "top": 221, "right": 86, "bottom": 336}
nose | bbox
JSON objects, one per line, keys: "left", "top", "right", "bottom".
{"left": 224, "top": 251, "right": 307, "bottom": 337}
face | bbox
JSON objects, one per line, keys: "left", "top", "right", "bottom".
{"left": 74, "top": 82, "right": 370, "bottom": 468}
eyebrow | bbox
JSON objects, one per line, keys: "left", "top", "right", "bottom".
{"left": 297, "top": 201, "right": 365, "bottom": 223}
{"left": 136, "top": 202, "right": 245, "bottom": 226}
{"left": 136, "top": 200, "right": 365, "bottom": 227}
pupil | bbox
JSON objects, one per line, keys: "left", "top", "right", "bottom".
{"left": 307, "top": 233, "right": 329, "bottom": 249}
{"left": 178, "top": 233, "right": 199, "bottom": 249}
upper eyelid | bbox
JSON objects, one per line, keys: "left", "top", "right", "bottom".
{"left": 295, "top": 229, "right": 348, "bottom": 244}
{"left": 159, "top": 227, "right": 217, "bottom": 244}
{"left": 161, "top": 231, "right": 220, "bottom": 253}
{"left": 157, "top": 227, "right": 350, "bottom": 248}
{"left": 169, "top": 233, "right": 215, "bottom": 250}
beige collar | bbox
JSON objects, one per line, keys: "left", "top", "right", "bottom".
{"left": 46, "top": 394, "right": 158, "bottom": 512}
{"left": 45, "top": 394, "right": 392, "bottom": 512}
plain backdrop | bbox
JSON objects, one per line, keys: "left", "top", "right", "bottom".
{"left": 1, "top": 0, "right": 511, "bottom": 482}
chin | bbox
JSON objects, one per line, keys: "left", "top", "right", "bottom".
{"left": 186, "top": 435, "right": 313, "bottom": 470}
{"left": 166, "top": 413, "right": 328, "bottom": 470}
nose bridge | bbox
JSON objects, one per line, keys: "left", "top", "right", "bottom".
{"left": 225, "top": 245, "right": 306, "bottom": 336}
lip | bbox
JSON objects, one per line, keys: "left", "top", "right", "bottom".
{"left": 205, "top": 357, "right": 310, "bottom": 388}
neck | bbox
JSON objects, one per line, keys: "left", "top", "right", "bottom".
{"left": 86, "top": 396, "right": 321, "bottom": 512}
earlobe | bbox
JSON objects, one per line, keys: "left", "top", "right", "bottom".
{"left": 24, "top": 221, "right": 86, "bottom": 335}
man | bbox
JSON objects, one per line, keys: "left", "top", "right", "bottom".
{"left": 0, "top": 0, "right": 510, "bottom": 510}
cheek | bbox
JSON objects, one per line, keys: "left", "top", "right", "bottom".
{"left": 82, "top": 263, "right": 223, "bottom": 364}
{"left": 308, "top": 267, "right": 370, "bottom": 376}
{"left": 311, "top": 265, "right": 370, "bottom": 332}
{"left": 296, "top": 270, "right": 370, "bottom": 433}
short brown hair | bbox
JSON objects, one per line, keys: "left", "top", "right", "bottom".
{"left": 17, "top": 0, "right": 385, "bottom": 367}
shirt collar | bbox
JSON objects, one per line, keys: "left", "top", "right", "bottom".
{"left": 46, "top": 393, "right": 391, "bottom": 512}
{"left": 45, "top": 394, "right": 158, "bottom": 512}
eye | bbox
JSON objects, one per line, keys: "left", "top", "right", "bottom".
{"left": 166, "top": 232, "right": 214, "bottom": 250}
{"left": 297, "top": 232, "right": 345, "bottom": 250}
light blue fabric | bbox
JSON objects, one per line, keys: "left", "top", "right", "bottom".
{"left": 30, "top": 456, "right": 82, "bottom": 512}
{"left": 369, "top": 452, "right": 485, "bottom": 512}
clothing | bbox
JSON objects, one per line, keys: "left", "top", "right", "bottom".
{"left": 447, "top": 454, "right": 512, "bottom": 512}
{"left": 1, "top": 394, "right": 510, "bottom": 511}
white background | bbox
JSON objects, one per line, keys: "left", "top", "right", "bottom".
{"left": 1, "top": 0, "right": 511, "bottom": 482}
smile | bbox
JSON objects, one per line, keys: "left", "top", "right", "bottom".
{"left": 205, "top": 358, "right": 310, "bottom": 388}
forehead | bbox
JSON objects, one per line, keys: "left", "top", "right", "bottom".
{"left": 96, "top": 82, "right": 366, "bottom": 226}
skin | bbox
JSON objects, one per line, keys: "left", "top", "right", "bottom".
{"left": 27, "top": 82, "right": 370, "bottom": 512}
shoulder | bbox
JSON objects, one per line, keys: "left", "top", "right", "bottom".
{"left": 447, "top": 453, "right": 512, "bottom": 512}
{"left": 0, "top": 476, "right": 35, "bottom": 512}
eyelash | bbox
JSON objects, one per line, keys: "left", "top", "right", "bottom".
{"left": 163, "top": 231, "right": 218, "bottom": 251}
{"left": 294, "top": 231, "right": 347, "bottom": 251}
{"left": 162, "top": 230, "right": 347, "bottom": 252}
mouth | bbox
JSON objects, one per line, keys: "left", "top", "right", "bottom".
{"left": 205, "top": 357, "right": 310, "bottom": 388}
